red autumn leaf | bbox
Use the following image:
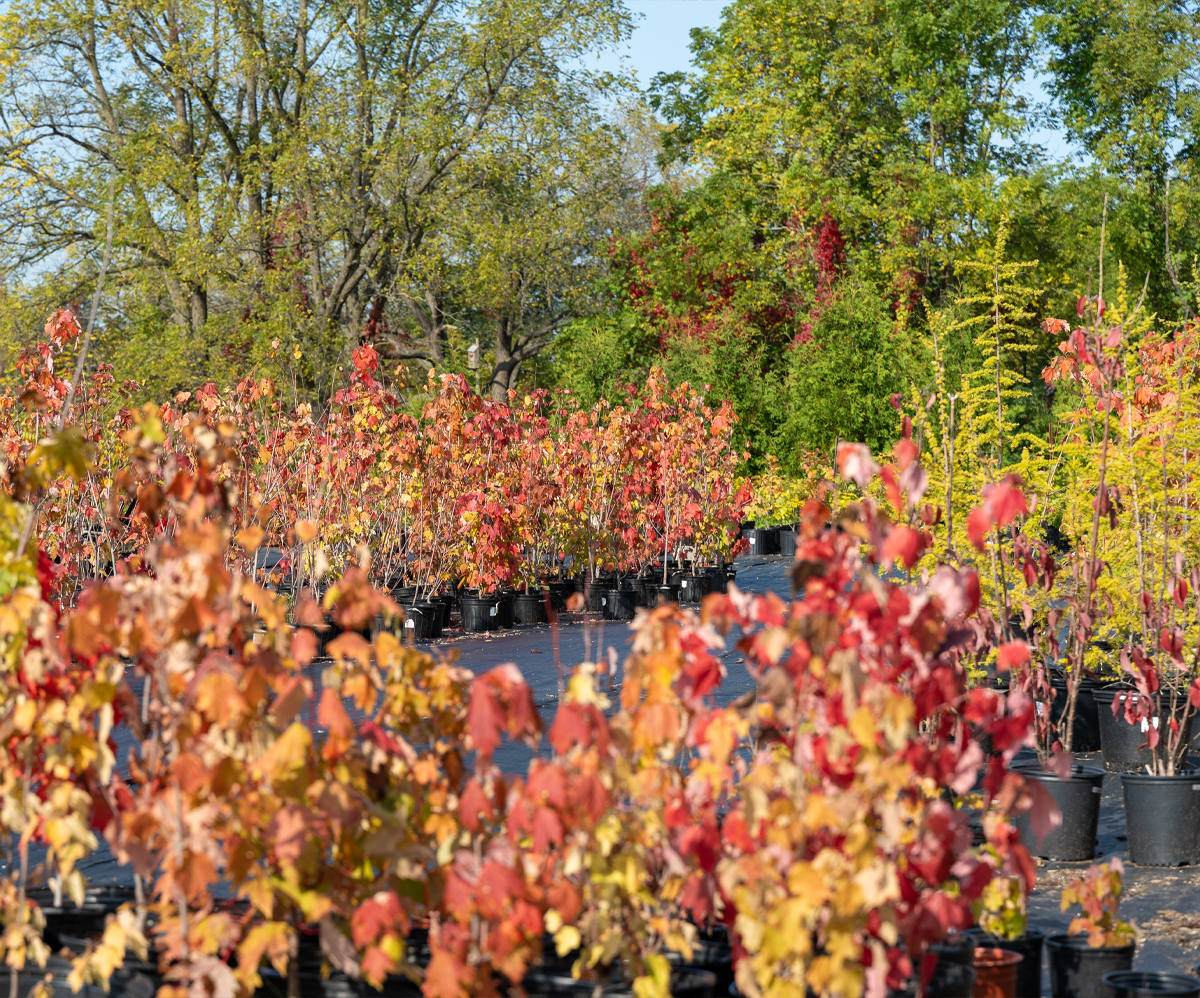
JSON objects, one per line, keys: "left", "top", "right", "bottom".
{"left": 569, "top": 772, "right": 609, "bottom": 822}
{"left": 680, "top": 875, "right": 714, "bottom": 922}
{"left": 466, "top": 681, "right": 504, "bottom": 758}
{"left": 880, "top": 465, "right": 903, "bottom": 514}
{"left": 459, "top": 780, "right": 492, "bottom": 832}
{"left": 547, "top": 880, "right": 581, "bottom": 923}
{"left": 273, "top": 674, "right": 312, "bottom": 727}
{"left": 352, "top": 891, "right": 403, "bottom": 948}
{"left": 527, "top": 762, "right": 566, "bottom": 808}
{"left": 176, "top": 850, "right": 217, "bottom": 901}
{"left": 530, "top": 806, "right": 563, "bottom": 852}
{"left": 966, "top": 506, "right": 992, "bottom": 551}
{"left": 893, "top": 437, "right": 919, "bottom": 471}
{"left": 362, "top": 946, "right": 399, "bottom": 991}
{"left": 996, "top": 641, "right": 1030, "bottom": 672}
{"left": 986, "top": 481, "right": 1028, "bottom": 526}
{"left": 477, "top": 862, "right": 524, "bottom": 921}
{"left": 548, "top": 702, "right": 607, "bottom": 754}
{"left": 881, "top": 524, "right": 923, "bottom": 569}
{"left": 1023, "top": 777, "right": 1063, "bottom": 849}
{"left": 963, "top": 688, "right": 1000, "bottom": 724}
{"left": 292, "top": 627, "right": 318, "bottom": 665}
{"left": 268, "top": 803, "right": 311, "bottom": 867}
{"left": 679, "top": 823, "right": 720, "bottom": 873}
{"left": 722, "top": 809, "right": 756, "bottom": 852}
{"left": 318, "top": 688, "right": 355, "bottom": 758}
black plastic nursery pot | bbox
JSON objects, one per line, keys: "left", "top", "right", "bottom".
{"left": 586, "top": 579, "right": 615, "bottom": 612}
{"left": 602, "top": 588, "right": 637, "bottom": 620}
{"left": 779, "top": 527, "right": 796, "bottom": 557}
{"left": 402, "top": 603, "right": 439, "bottom": 640}
{"left": 966, "top": 927, "right": 1044, "bottom": 998}
{"left": 677, "top": 574, "right": 706, "bottom": 602}
{"left": 1050, "top": 674, "right": 1102, "bottom": 752}
{"left": 1121, "top": 769, "right": 1200, "bottom": 865}
{"left": 750, "top": 527, "right": 781, "bottom": 556}
{"left": 1046, "top": 935, "right": 1134, "bottom": 998}
{"left": 654, "top": 584, "right": 681, "bottom": 606}
{"left": 1013, "top": 763, "right": 1105, "bottom": 860}
{"left": 514, "top": 592, "right": 548, "bottom": 625}
{"left": 417, "top": 601, "right": 444, "bottom": 638}
{"left": 1102, "top": 972, "right": 1200, "bottom": 997}
{"left": 704, "top": 566, "right": 729, "bottom": 594}
{"left": 436, "top": 593, "right": 455, "bottom": 627}
{"left": 1095, "top": 687, "right": 1193, "bottom": 772}
{"left": 929, "top": 932, "right": 974, "bottom": 966}
{"left": 460, "top": 596, "right": 500, "bottom": 632}
{"left": 546, "top": 583, "right": 568, "bottom": 611}
{"left": 496, "top": 592, "right": 515, "bottom": 628}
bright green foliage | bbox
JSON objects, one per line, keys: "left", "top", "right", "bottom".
{"left": 774, "top": 280, "right": 914, "bottom": 465}
{"left": 0, "top": 0, "right": 633, "bottom": 397}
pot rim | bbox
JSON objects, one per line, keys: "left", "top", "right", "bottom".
{"left": 966, "top": 926, "right": 1046, "bottom": 943}
{"left": 1099, "top": 969, "right": 1200, "bottom": 990}
{"left": 1012, "top": 762, "right": 1106, "bottom": 782}
{"left": 1120, "top": 768, "right": 1200, "bottom": 784}
{"left": 1093, "top": 686, "right": 1193, "bottom": 708}
{"left": 1046, "top": 933, "right": 1136, "bottom": 952}
{"left": 973, "top": 947, "right": 1023, "bottom": 968}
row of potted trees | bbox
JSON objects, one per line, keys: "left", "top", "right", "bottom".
{"left": 0, "top": 313, "right": 1065, "bottom": 998}
{"left": 9, "top": 332, "right": 751, "bottom": 623}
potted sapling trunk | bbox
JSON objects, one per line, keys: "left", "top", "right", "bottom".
{"left": 1115, "top": 569, "right": 1200, "bottom": 866}
{"left": 996, "top": 498, "right": 1106, "bottom": 861}
{"left": 1047, "top": 861, "right": 1136, "bottom": 998}
{"left": 1012, "top": 308, "right": 1127, "bottom": 861}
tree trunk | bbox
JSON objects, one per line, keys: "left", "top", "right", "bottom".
{"left": 190, "top": 285, "right": 208, "bottom": 334}
{"left": 490, "top": 316, "right": 519, "bottom": 401}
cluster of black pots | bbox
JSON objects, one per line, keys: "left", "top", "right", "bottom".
{"left": 376, "top": 564, "right": 739, "bottom": 638}
{"left": 1003, "top": 673, "right": 1200, "bottom": 867}
{"left": 742, "top": 526, "right": 779, "bottom": 556}
{"left": 391, "top": 586, "right": 454, "bottom": 640}
{"left": 459, "top": 591, "right": 515, "bottom": 632}
{"left": 739, "top": 523, "right": 799, "bottom": 559}
{"left": 891, "top": 928, "right": 1200, "bottom": 997}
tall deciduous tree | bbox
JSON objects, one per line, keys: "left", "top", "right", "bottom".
{"left": 0, "top": 0, "right": 632, "bottom": 392}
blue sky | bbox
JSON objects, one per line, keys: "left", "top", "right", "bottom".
{"left": 588, "top": 0, "right": 726, "bottom": 83}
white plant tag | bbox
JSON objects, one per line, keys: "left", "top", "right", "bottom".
{"left": 1140, "top": 716, "right": 1161, "bottom": 732}
{"left": 602, "top": 598, "right": 607, "bottom": 606}
{"left": 489, "top": 605, "right": 497, "bottom": 616}
{"left": 1092, "top": 787, "right": 1101, "bottom": 794}
{"left": 405, "top": 619, "right": 414, "bottom": 629}
{"left": 749, "top": 536, "right": 756, "bottom": 545}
